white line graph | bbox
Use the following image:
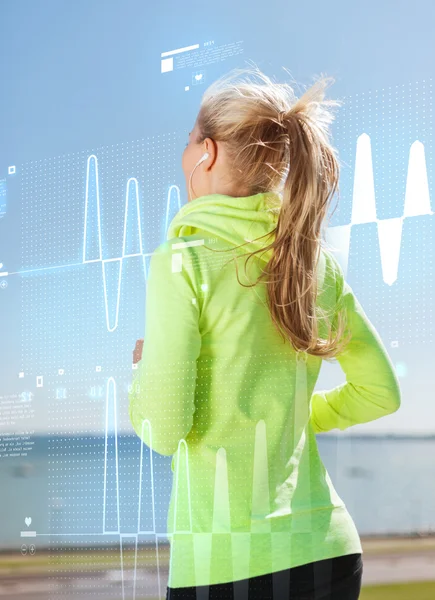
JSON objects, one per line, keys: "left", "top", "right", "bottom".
{"left": 10, "top": 132, "right": 432, "bottom": 331}
{"left": 82, "top": 154, "right": 182, "bottom": 332}
{"left": 326, "top": 135, "right": 432, "bottom": 284}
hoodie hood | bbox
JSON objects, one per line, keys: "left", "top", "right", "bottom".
{"left": 166, "top": 191, "right": 282, "bottom": 262}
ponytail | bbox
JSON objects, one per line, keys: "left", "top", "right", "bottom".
{"left": 197, "top": 64, "right": 352, "bottom": 359}
{"left": 258, "top": 79, "right": 351, "bottom": 359}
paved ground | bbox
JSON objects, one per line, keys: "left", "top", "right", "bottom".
{"left": 361, "top": 550, "right": 435, "bottom": 585}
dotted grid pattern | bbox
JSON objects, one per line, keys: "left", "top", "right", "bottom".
{"left": 0, "top": 178, "right": 7, "bottom": 219}
{"left": 18, "top": 133, "right": 185, "bottom": 596}
{"left": 19, "top": 132, "right": 183, "bottom": 406}
{"left": 333, "top": 79, "right": 433, "bottom": 345}
{"left": 14, "top": 80, "right": 433, "bottom": 590}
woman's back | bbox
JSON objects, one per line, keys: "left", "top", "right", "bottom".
{"left": 129, "top": 190, "right": 401, "bottom": 588}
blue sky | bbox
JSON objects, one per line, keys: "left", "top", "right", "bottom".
{"left": 0, "top": 0, "right": 434, "bottom": 433}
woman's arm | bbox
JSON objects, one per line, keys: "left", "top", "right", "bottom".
{"left": 310, "top": 253, "right": 401, "bottom": 434}
{"left": 128, "top": 240, "right": 201, "bottom": 455}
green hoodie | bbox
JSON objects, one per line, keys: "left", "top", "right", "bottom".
{"left": 128, "top": 191, "right": 401, "bottom": 588}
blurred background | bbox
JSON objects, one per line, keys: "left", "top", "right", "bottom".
{"left": 0, "top": 0, "right": 434, "bottom": 598}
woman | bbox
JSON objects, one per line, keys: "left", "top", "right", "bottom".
{"left": 129, "top": 65, "right": 401, "bottom": 599}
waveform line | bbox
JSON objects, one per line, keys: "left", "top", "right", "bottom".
{"left": 326, "top": 135, "right": 433, "bottom": 283}
{"left": 103, "top": 377, "right": 120, "bottom": 534}
{"left": 83, "top": 154, "right": 182, "bottom": 332}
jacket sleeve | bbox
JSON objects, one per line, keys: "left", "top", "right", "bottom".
{"left": 128, "top": 240, "right": 201, "bottom": 456}
{"left": 310, "top": 252, "right": 401, "bottom": 434}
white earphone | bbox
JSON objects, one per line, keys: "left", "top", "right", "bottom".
{"left": 196, "top": 152, "right": 209, "bottom": 166}
{"left": 188, "top": 152, "right": 210, "bottom": 201}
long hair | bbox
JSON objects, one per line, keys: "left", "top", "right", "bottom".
{"left": 195, "top": 62, "right": 351, "bottom": 360}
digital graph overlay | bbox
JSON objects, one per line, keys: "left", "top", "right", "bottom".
{"left": 11, "top": 130, "right": 432, "bottom": 336}
{"left": 82, "top": 154, "right": 182, "bottom": 331}
{"left": 22, "top": 353, "right": 313, "bottom": 597}
{"left": 326, "top": 135, "right": 433, "bottom": 285}
{"left": 11, "top": 79, "right": 433, "bottom": 594}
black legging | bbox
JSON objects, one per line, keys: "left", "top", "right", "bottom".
{"left": 166, "top": 552, "right": 363, "bottom": 600}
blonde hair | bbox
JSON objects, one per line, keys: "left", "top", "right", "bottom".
{"left": 196, "top": 62, "right": 352, "bottom": 360}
